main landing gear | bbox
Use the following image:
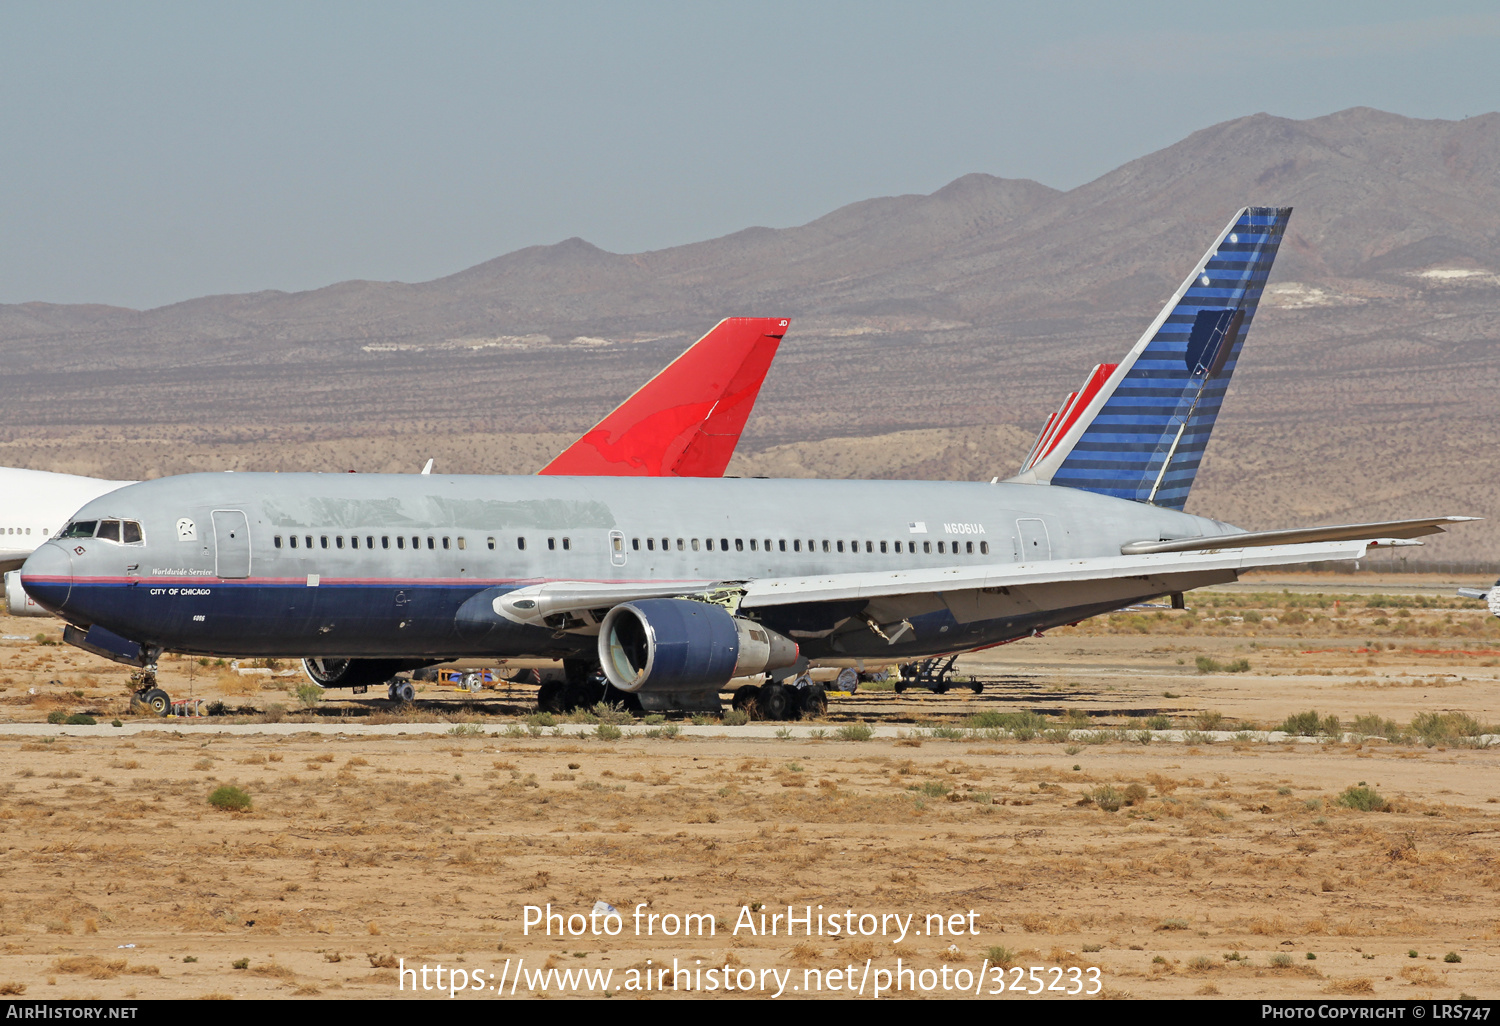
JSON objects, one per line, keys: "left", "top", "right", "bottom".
{"left": 731, "top": 676, "right": 828, "bottom": 721}
{"left": 387, "top": 679, "right": 416, "bottom": 704}
{"left": 895, "top": 656, "right": 981, "bottom": 694}
{"left": 536, "top": 660, "right": 641, "bottom": 715}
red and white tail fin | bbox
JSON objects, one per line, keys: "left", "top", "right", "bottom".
{"left": 1019, "top": 363, "right": 1117, "bottom": 473}
{"left": 539, "top": 317, "right": 788, "bottom": 477}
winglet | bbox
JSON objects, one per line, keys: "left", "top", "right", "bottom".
{"left": 539, "top": 317, "right": 789, "bottom": 477}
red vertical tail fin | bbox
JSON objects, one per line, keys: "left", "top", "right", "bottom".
{"left": 539, "top": 317, "right": 789, "bottom": 477}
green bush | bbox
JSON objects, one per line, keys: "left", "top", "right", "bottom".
{"left": 594, "top": 723, "right": 622, "bottom": 741}
{"left": 45, "top": 710, "right": 67, "bottom": 724}
{"left": 721, "top": 709, "right": 749, "bottom": 726}
{"left": 1280, "top": 710, "right": 1325, "bottom": 736}
{"left": 967, "top": 710, "right": 1046, "bottom": 733}
{"left": 1146, "top": 714, "right": 1172, "bottom": 731}
{"left": 208, "top": 785, "right": 252, "bottom": 812}
{"left": 1445, "top": 952, "right": 1462, "bottom": 964}
{"left": 1411, "top": 711, "right": 1486, "bottom": 746}
{"left": 835, "top": 722, "right": 874, "bottom": 742}
{"left": 1335, "top": 785, "right": 1387, "bottom": 812}
{"left": 64, "top": 714, "right": 96, "bottom": 725}
{"left": 295, "top": 684, "right": 323, "bottom": 709}
{"left": 1089, "top": 785, "right": 1123, "bottom": 812}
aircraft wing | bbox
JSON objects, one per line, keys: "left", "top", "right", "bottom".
{"left": 539, "top": 317, "right": 788, "bottom": 477}
{"left": 737, "top": 541, "right": 1369, "bottom": 610}
{"left": 496, "top": 539, "right": 1371, "bottom": 634}
{"left": 1119, "top": 517, "right": 1477, "bottom": 555}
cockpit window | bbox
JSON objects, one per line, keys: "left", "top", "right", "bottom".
{"left": 96, "top": 520, "right": 122, "bottom": 543}
{"left": 61, "top": 521, "right": 98, "bottom": 539}
{"left": 122, "top": 521, "right": 143, "bottom": 544}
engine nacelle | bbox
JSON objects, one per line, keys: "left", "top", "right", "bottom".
{"left": 598, "top": 599, "right": 798, "bottom": 693}
{"left": 302, "top": 657, "right": 428, "bottom": 689}
{"left": 5, "top": 570, "right": 52, "bottom": 617}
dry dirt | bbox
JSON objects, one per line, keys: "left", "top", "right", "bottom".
{"left": 0, "top": 574, "right": 1497, "bottom": 1000}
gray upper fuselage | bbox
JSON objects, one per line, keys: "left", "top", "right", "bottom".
{"left": 25, "top": 472, "right": 1236, "bottom": 662}
{"left": 55, "top": 471, "right": 1230, "bottom": 581}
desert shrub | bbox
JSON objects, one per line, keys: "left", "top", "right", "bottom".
{"left": 835, "top": 723, "right": 874, "bottom": 742}
{"left": 1269, "top": 953, "right": 1293, "bottom": 968}
{"left": 1146, "top": 714, "right": 1172, "bottom": 731}
{"left": 1335, "top": 785, "right": 1387, "bottom": 812}
{"left": 721, "top": 709, "right": 749, "bottom": 726}
{"left": 1182, "top": 730, "right": 1214, "bottom": 745}
{"left": 1280, "top": 710, "right": 1325, "bottom": 736}
{"left": 1352, "top": 714, "right": 1401, "bottom": 740}
{"left": 1157, "top": 918, "right": 1189, "bottom": 931}
{"left": 1194, "top": 710, "right": 1225, "bottom": 731}
{"left": 525, "top": 712, "right": 556, "bottom": 727}
{"left": 64, "top": 714, "right": 95, "bottom": 725}
{"left": 446, "top": 723, "right": 484, "bottom": 736}
{"left": 232, "top": 958, "right": 249, "bottom": 970}
{"left": 1445, "top": 952, "right": 1462, "bottom": 963}
{"left": 987, "top": 946, "right": 1015, "bottom": 966}
{"left": 1089, "top": 785, "right": 1123, "bottom": 812}
{"left": 968, "top": 710, "right": 1046, "bottom": 733}
{"left": 294, "top": 684, "right": 323, "bottom": 708}
{"left": 208, "top": 786, "right": 252, "bottom": 812}
{"left": 46, "top": 711, "right": 67, "bottom": 724}
{"left": 912, "top": 781, "right": 950, "bottom": 798}
{"left": 1123, "top": 783, "right": 1148, "bottom": 805}
{"left": 1411, "top": 711, "right": 1485, "bottom": 746}
{"left": 594, "top": 724, "right": 622, "bottom": 741}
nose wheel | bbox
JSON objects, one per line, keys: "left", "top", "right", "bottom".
{"left": 387, "top": 679, "right": 416, "bottom": 704}
{"left": 128, "top": 669, "right": 171, "bottom": 716}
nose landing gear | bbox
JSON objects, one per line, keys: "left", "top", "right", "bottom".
{"left": 128, "top": 669, "right": 172, "bottom": 716}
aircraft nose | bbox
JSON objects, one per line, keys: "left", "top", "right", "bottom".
{"left": 19, "top": 543, "right": 73, "bottom": 611}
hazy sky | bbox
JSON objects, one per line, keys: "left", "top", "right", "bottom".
{"left": 3, "top": 1, "right": 1497, "bottom": 309}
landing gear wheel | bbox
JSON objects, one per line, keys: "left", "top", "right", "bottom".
{"left": 798, "top": 683, "right": 828, "bottom": 718}
{"left": 388, "top": 680, "right": 415, "bottom": 704}
{"left": 731, "top": 684, "right": 761, "bottom": 716}
{"left": 969, "top": 680, "right": 984, "bottom": 694}
{"left": 135, "top": 688, "right": 170, "bottom": 715}
{"left": 537, "top": 680, "right": 566, "bottom": 714}
{"left": 757, "top": 683, "right": 798, "bottom": 721}
{"left": 561, "top": 679, "right": 604, "bottom": 713}
{"left": 893, "top": 679, "right": 908, "bottom": 694}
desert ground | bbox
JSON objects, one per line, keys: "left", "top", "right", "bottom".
{"left": 0, "top": 572, "right": 1496, "bottom": 1000}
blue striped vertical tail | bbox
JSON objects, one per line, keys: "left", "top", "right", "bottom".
{"left": 1025, "top": 207, "right": 1290, "bottom": 511}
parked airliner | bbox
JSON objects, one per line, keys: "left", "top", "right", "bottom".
{"left": 19, "top": 209, "right": 1473, "bottom": 716}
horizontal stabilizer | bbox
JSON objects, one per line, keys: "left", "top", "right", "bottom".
{"left": 1119, "top": 517, "right": 1480, "bottom": 555}
{"left": 540, "top": 317, "right": 788, "bottom": 477}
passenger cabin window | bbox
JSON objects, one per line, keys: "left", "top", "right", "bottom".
{"left": 305, "top": 536, "right": 313, "bottom": 549}
{"left": 980, "top": 541, "right": 989, "bottom": 555}
{"left": 736, "top": 539, "right": 744, "bottom": 551}
{"left": 966, "top": 541, "right": 973, "bottom": 554}
{"left": 382, "top": 537, "right": 390, "bottom": 549}
{"left": 410, "top": 536, "right": 419, "bottom": 549}
{"left": 486, "top": 537, "right": 494, "bottom": 550}
{"left": 336, "top": 536, "right": 345, "bottom": 549}
{"left": 562, "top": 537, "right": 571, "bottom": 551}
{"left": 274, "top": 535, "right": 283, "bottom": 548}
{"left": 427, "top": 537, "right": 435, "bottom": 550}
{"left": 779, "top": 540, "right": 787, "bottom": 552}
{"left": 691, "top": 539, "right": 700, "bottom": 551}
{"left": 517, "top": 537, "right": 526, "bottom": 551}
{"left": 821, "top": 540, "right": 829, "bottom": 553}
{"left": 836, "top": 540, "right": 844, "bottom": 553}
{"left": 457, "top": 537, "right": 465, "bottom": 550}
{"left": 442, "top": 537, "right": 450, "bottom": 550}
{"left": 675, "top": 538, "right": 684, "bottom": 551}
{"left": 321, "top": 536, "right": 329, "bottom": 549}
{"left": 548, "top": 538, "right": 556, "bottom": 551}
{"left": 367, "top": 536, "right": 375, "bottom": 549}
{"left": 632, "top": 538, "right": 641, "bottom": 551}
{"left": 397, "top": 536, "right": 405, "bottom": 549}
{"left": 646, "top": 538, "right": 655, "bottom": 551}
{"left": 349, "top": 536, "right": 358, "bottom": 549}
{"left": 923, "top": 541, "right": 931, "bottom": 554}
{"left": 289, "top": 535, "right": 298, "bottom": 549}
